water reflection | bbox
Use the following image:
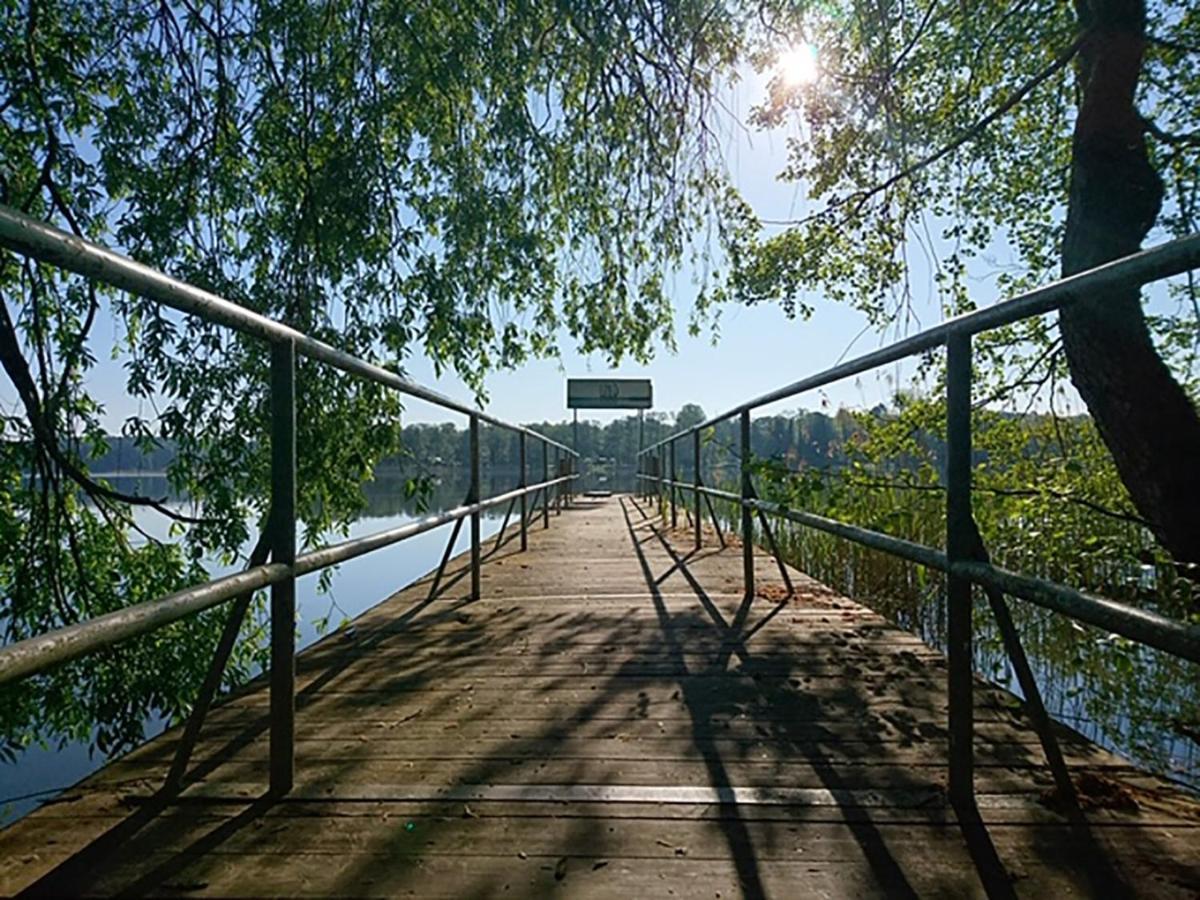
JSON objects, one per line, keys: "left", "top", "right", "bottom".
{"left": 96, "top": 464, "right": 639, "bottom": 515}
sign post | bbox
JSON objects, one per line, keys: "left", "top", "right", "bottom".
{"left": 566, "top": 379, "right": 653, "bottom": 496}
{"left": 566, "top": 378, "right": 652, "bottom": 411}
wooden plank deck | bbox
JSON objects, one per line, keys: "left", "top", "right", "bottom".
{"left": 2, "top": 494, "right": 1198, "bottom": 898}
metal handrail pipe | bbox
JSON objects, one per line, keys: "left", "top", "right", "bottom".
{"left": 637, "top": 232, "right": 1200, "bottom": 457}
{"left": 0, "top": 204, "right": 576, "bottom": 457}
{"left": 0, "top": 475, "right": 578, "bottom": 686}
{"left": 639, "top": 475, "right": 947, "bottom": 570}
{"left": 293, "top": 476, "right": 576, "bottom": 577}
{"left": 758, "top": 493, "right": 1200, "bottom": 663}
{"left": 638, "top": 474, "right": 1200, "bottom": 663}
{"left": 745, "top": 496, "right": 949, "bottom": 573}
{"left": 0, "top": 562, "right": 291, "bottom": 687}
{"left": 953, "top": 560, "right": 1200, "bottom": 665}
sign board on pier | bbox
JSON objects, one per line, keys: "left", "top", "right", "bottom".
{"left": 567, "top": 378, "right": 652, "bottom": 410}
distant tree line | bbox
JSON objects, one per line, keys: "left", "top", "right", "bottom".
{"left": 84, "top": 403, "right": 867, "bottom": 476}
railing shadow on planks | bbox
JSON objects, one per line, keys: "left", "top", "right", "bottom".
{"left": 0, "top": 203, "right": 579, "bottom": 797}
{"left": 636, "top": 231, "right": 1200, "bottom": 809}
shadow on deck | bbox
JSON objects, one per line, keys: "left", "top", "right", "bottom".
{"left": 1, "top": 495, "right": 1198, "bottom": 898}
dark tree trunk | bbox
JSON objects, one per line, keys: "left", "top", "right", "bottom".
{"left": 1060, "top": 0, "right": 1200, "bottom": 565}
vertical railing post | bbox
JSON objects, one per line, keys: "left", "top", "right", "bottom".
{"left": 519, "top": 432, "right": 528, "bottom": 551}
{"left": 652, "top": 451, "right": 662, "bottom": 508}
{"left": 649, "top": 452, "right": 654, "bottom": 506}
{"left": 269, "top": 339, "right": 296, "bottom": 797}
{"left": 946, "top": 332, "right": 974, "bottom": 807}
{"left": 658, "top": 447, "right": 666, "bottom": 521}
{"left": 669, "top": 438, "right": 678, "bottom": 529}
{"left": 469, "top": 414, "right": 481, "bottom": 600}
{"left": 740, "top": 410, "right": 754, "bottom": 602}
{"left": 638, "top": 411, "right": 645, "bottom": 498}
{"left": 555, "top": 447, "right": 561, "bottom": 513}
{"left": 693, "top": 429, "right": 701, "bottom": 550}
{"left": 542, "top": 439, "right": 550, "bottom": 529}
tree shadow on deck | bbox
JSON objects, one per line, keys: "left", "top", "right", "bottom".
{"left": 15, "top": 501, "right": 750, "bottom": 896}
{"left": 14, "top": 525, "right": 538, "bottom": 896}
{"left": 620, "top": 495, "right": 1188, "bottom": 899}
{"left": 620, "top": 495, "right": 922, "bottom": 900}
{"left": 10, "top": 497, "right": 1195, "bottom": 897}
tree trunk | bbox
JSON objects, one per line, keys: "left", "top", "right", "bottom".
{"left": 1060, "top": 0, "right": 1200, "bottom": 565}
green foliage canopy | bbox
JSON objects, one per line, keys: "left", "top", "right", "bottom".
{"left": 0, "top": 0, "right": 743, "bottom": 756}
{"left": 728, "top": 1, "right": 1197, "bottom": 374}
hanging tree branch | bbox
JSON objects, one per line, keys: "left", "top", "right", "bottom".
{"left": 760, "top": 33, "right": 1085, "bottom": 227}
{"left": 0, "top": 288, "right": 211, "bottom": 525}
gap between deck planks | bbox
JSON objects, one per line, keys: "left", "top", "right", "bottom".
{"left": 1, "top": 493, "right": 1198, "bottom": 898}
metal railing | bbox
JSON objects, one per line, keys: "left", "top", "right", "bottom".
{"left": 637, "top": 232, "right": 1200, "bottom": 808}
{"left": 0, "top": 203, "right": 579, "bottom": 795}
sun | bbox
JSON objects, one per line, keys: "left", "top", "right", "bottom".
{"left": 778, "top": 43, "right": 819, "bottom": 87}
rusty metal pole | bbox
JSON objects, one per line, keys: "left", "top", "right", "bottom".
{"left": 655, "top": 453, "right": 661, "bottom": 506}
{"left": 658, "top": 447, "right": 666, "bottom": 522}
{"left": 638, "top": 411, "right": 645, "bottom": 499}
{"left": 741, "top": 410, "right": 754, "bottom": 603}
{"left": 693, "top": 429, "right": 701, "bottom": 550}
{"left": 946, "top": 333, "right": 974, "bottom": 807}
{"left": 269, "top": 339, "right": 296, "bottom": 796}
{"left": 652, "top": 446, "right": 658, "bottom": 519}
{"left": 572, "top": 409, "right": 579, "bottom": 506}
{"left": 469, "top": 414, "right": 481, "bottom": 599}
{"left": 670, "top": 438, "right": 678, "bottom": 530}
{"left": 519, "top": 432, "right": 527, "bottom": 551}
{"left": 542, "top": 439, "right": 549, "bottom": 529}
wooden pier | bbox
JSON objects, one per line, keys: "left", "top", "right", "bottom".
{"left": 2, "top": 494, "right": 1198, "bottom": 897}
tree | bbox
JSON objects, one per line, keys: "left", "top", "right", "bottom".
{"left": 732, "top": 0, "right": 1199, "bottom": 564}
{"left": 675, "top": 403, "right": 707, "bottom": 429}
{"left": 3, "top": 0, "right": 1198, "bottom": 760}
{"left": 0, "top": 0, "right": 743, "bottom": 755}
{"left": 1059, "top": 0, "right": 1200, "bottom": 566}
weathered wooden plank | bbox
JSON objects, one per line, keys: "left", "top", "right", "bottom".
{"left": 90, "top": 759, "right": 1159, "bottom": 798}
{"left": 47, "top": 832, "right": 1200, "bottom": 899}
{"left": 2, "top": 494, "right": 1198, "bottom": 898}
{"left": 123, "top": 738, "right": 1127, "bottom": 772}
{"left": 9, "top": 795, "right": 1198, "bottom": 828}
{"left": 9, "top": 812, "right": 1197, "bottom": 898}
{"left": 117, "top": 717, "right": 1111, "bottom": 758}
